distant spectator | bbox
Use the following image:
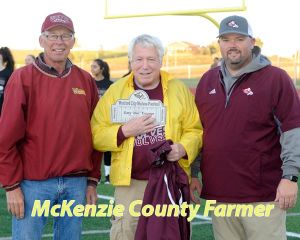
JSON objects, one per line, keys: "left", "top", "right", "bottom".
{"left": 91, "top": 58, "right": 113, "bottom": 97}
{"left": 0, "top": 47, "right": 15, "bottom": 114}
{"left": 91, "top": 58, "right": 113, "bottom": 184}
{"left": 25, "top": 54, "right": 35, "bottom": 65}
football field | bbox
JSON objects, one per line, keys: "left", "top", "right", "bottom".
{"left": 0, "top": 180, "right": 299, "bottom": 240}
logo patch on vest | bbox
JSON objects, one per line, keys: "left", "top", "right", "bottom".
{"left": 72, "top": 88, "right": 86, "bottom": 95}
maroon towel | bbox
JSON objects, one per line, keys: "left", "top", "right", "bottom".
{"left": 135, "top": 140, "right": 190, "bottom": 240}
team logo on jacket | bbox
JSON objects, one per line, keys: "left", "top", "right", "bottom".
{"left": 243, "top": 88, "right": 253, "bottom": 96}
{"left": 209, "top": 89, "right": 216, "bottom": 95}
{"left": 72, "top": 88, "right": 86, "bottom": 95}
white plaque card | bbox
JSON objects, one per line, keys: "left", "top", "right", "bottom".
{"left": 111, "top": 90, "right": 166, "bottom": 125}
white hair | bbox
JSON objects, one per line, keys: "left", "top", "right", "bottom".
{"left": 128, "top": 34, "right": 165, "bottom": 63}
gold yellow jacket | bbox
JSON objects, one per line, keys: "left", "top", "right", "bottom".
{"left": 91, "top": 70, "right": 202, "bottom": 186}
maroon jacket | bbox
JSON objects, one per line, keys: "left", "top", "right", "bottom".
{"left": 0, "top": 60, "right": 101, "bottom": 190}
{"left": 196, "top": 66, "right": 300, "bottom": 202}
{"left": 135, "top": 140, "right": 190, "bottom": 240}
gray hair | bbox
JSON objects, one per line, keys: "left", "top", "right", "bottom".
{"left": 128, "top": 34, "right": 165, "bottom": 64}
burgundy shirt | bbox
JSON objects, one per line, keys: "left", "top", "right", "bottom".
{"left": 131, "top": 81, "right": 165, "bottom": 180}
{"left": 196, "top": 65, "right": 300, "bottom": 202}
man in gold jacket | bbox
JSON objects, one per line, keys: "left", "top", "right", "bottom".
{"left": 91, "top": 34, "right": 202, "bottom": 240}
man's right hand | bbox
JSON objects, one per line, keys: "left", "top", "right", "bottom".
{"left": 190, "top": 177, "right": 202, "bottom": 204}
{"left": 6, "top": 187, "right": 25, "bottom": 219}
{"left": 122, "top": 114, "right": 157, "bottom": 137}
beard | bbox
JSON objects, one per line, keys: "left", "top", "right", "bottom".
{"left": 226, "top": 48, "right": 243, "bottom": 65}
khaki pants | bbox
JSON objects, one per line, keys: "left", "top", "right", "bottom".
{"left": 110, "top": 179, "right": 148, "bottom": 240}
{"left": 212, "top": 202, "right": 287, "bottom": 240}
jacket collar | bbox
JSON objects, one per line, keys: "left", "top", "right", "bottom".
{"left": 35, "top": 53, "right": 73, "bottom": 77}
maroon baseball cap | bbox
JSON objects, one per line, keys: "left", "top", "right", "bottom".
{"left": 41, "top": 12, "right": 74, "bottom": 33}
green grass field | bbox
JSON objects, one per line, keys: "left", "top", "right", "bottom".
{"left": 0, "top": 176, "right": 299, "bottom": 239}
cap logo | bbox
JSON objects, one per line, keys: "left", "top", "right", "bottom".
{"left": 227, "top": 20, "right": 239, "bottom": 28}
{"left": 49, "top": 15, "right": 70, "bottom": 24}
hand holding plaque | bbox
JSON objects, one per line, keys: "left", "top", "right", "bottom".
{"left": 121, "top": 114, "right": 157, "bottom": 137}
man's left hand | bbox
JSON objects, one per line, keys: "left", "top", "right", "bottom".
{"left": 275, "top": 179, "right": 298, "bottom": 209}
{"left": 86, "top": 185, "right": 98, "bottom": 205}
{"left": 167, "top": 143, "right": 186, "bottom": 162}
{"left": 190, "top": 177, "right": 202, "bottom": 204}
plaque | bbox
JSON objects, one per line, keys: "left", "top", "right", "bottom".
{"left": 111, "top": 90, "right": 166, "bottom": 125}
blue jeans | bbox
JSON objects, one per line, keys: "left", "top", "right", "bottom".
{"left": 12, "top": 177, "right": 87, "bottom": 240}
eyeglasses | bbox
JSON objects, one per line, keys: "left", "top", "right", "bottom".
{"left": 43, "top": 33, "right": 74, "bottom": 41}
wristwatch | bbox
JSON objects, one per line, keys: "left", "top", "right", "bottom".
{"left": 282, "top": 175, "right": 298, "bottom": 182}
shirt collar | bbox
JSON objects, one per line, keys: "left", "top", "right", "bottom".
{"left": 36, "top": 53, "right": 73, "bottom": 77}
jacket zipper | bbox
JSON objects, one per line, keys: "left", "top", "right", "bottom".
{"left": 220, "top": 74, "right": 247, "bottom": 108}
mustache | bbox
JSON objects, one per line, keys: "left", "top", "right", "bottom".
{"left": 227, "top": 48, "right": 239, "bottom": 53}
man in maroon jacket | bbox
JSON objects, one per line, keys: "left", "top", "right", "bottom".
{"left": 0, "top": 12, "right": 101, "bottom": 240}
{"left": 191, "top": 15, "right": 300, "bottom": 240}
